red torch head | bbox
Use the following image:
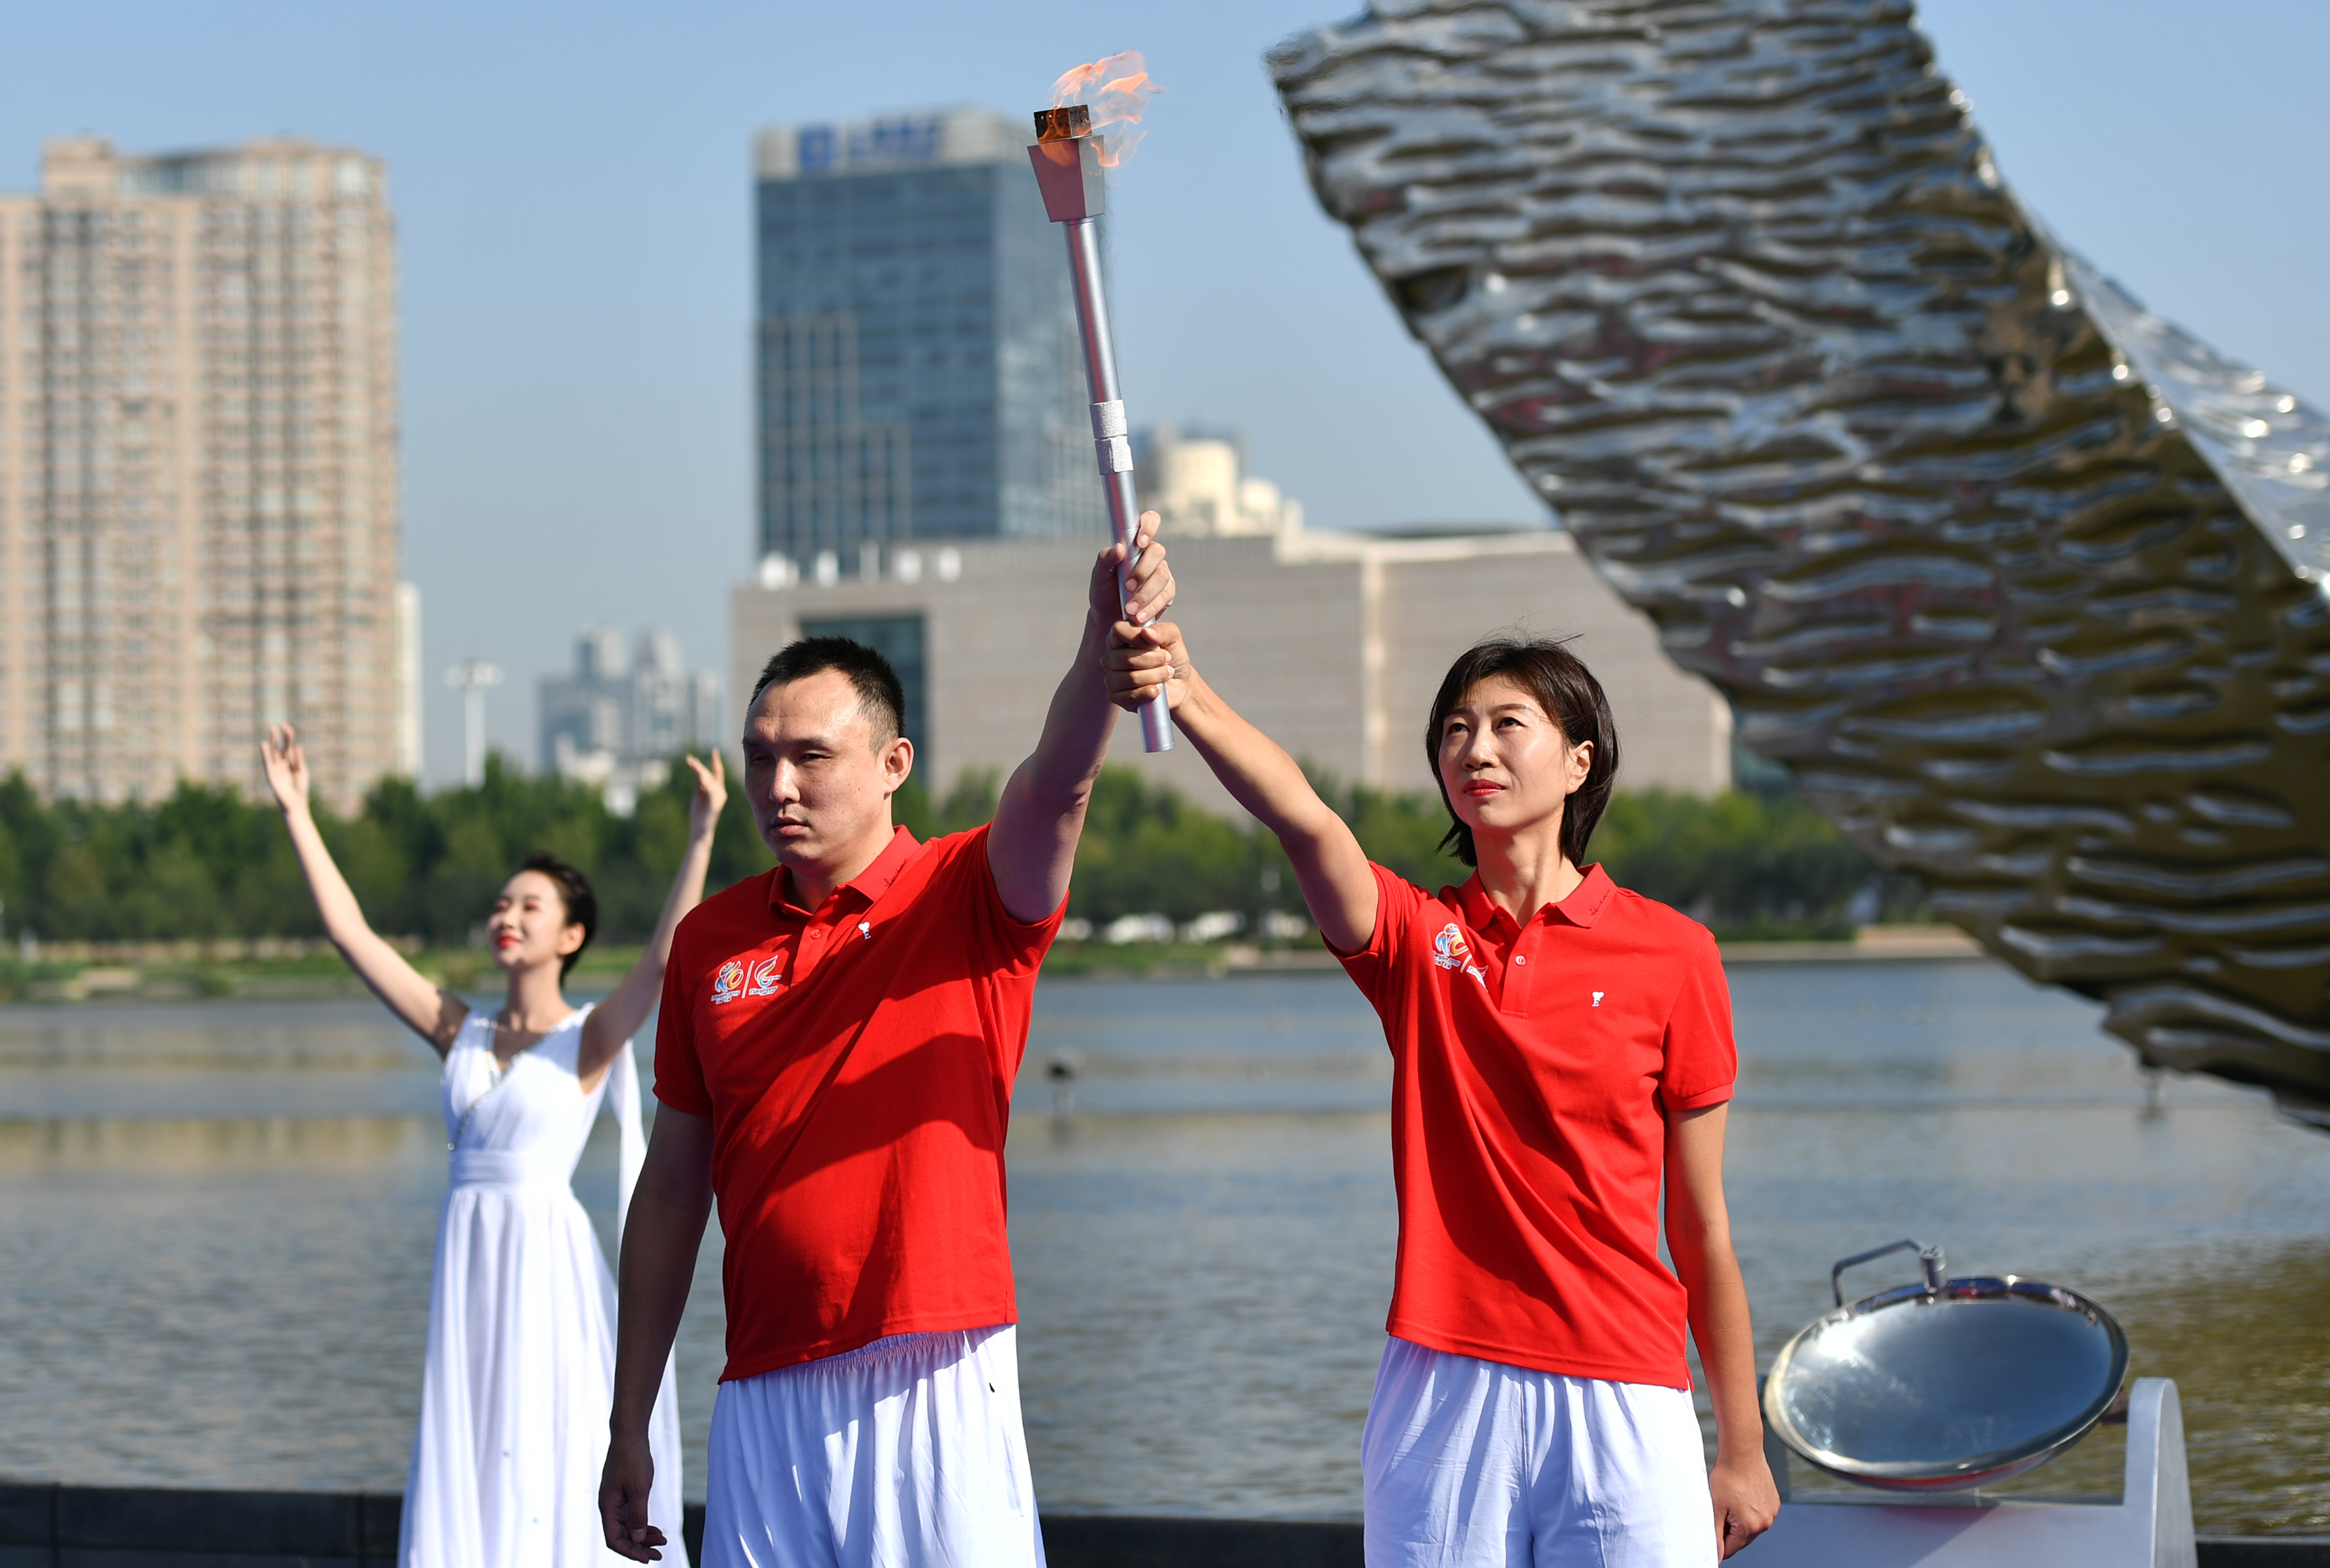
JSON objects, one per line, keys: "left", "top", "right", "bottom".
{"left": 1029, "top": 52, "right": 1160, "bottom": 223}
{"left": 1028, "top": 103, "right": 1104, "bottom": 222}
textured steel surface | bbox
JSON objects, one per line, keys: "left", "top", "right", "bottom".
{"left": 1268, "top": 0, "right": 2330, "bottom": 1120}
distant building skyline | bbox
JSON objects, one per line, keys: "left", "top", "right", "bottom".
{"left": 539, "top": 626, "right": 720, "bottom": 815}
{"left": 0, "top": 135, "right": 406, "bottom": 811}
{"left": 753, "top": 106, "right": 1104, "bottom": 571}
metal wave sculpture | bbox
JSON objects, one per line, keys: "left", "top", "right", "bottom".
{"left": 1269, "top": 1, "right": 2330, "bottom": 1122}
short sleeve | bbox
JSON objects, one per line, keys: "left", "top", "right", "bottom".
{"left": 1333, "top": 863, "right": 1428, "bottom": 1002}
{"left": 1658, "top": 927, "right": 1737, "bottom": 1111}
{"left": 951, "top": 823, "right": 1065, "bottom": 974}
{"left": 652, "top": 934, "right": 713, "bottom": 1116}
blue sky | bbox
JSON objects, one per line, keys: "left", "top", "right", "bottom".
{"left": 3, "top": 1, "right": 2323, "bottom": 783}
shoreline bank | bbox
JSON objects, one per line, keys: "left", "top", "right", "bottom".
{"left": 0, "top": 925, "right": 1987, "bottom": 1001}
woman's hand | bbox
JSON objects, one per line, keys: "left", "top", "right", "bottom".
{"left": 681, "top": 752, "right": 727, "bottom": 841}
{"left": 1105, "top": 618, "right": 1188, "bottom": 715}
{"left": 1709, "top": 1451, "right": 1780, "bottom": 1558}
{"left": 260, "top": 725, "right": 313, "bottom": 818}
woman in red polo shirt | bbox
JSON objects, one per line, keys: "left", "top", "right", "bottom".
{"left": 1107, "top": 624, "right": 1778, "bottom": 1567}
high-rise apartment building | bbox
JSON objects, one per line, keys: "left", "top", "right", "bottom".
{"left": 0, "top": 136, "right": 402, "bottom": 811}
{"left": 753, "top": 107, "right": 1104, "bottom": 570}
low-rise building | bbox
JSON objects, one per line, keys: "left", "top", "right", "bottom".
{"left": 732, "top": 527, "right": 1731, "bottom": 820}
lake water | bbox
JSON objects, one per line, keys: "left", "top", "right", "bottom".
{"left": 1, "top": 961, "right": 2324, "bottom": 1535}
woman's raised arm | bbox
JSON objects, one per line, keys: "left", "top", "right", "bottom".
{"left": 578, "top": 754, "right": 727, "bottom": 1081}
{"left": 261, "top": 725, "right": 468, "bottom": 1053}
{"left": 1104, "top": 620, "right": 1379, "bottom": 953}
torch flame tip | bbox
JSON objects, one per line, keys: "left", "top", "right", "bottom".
{"left": 1046, "top": 49, "right": 1162, "bottom": 168}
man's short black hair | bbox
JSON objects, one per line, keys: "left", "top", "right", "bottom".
{"left": 749, "top": 636, "right": 907, "bottom": 748}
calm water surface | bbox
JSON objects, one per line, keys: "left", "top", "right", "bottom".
{"left": 0, "top": 962, "right": 2324, "bottom": 1534}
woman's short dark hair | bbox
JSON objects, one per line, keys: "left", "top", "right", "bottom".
{"left": 1424, "top": 638, "right": 1621, "bottom": 869}
{"left": 517, "top": 851, "right": 597, "bottom": 980}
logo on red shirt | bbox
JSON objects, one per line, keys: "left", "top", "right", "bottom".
{"left": 1430, "top": 922, "right": 1488, "bottom": 985}
{"left": 713, "top": 953, "right": 785, "bottom": 1006}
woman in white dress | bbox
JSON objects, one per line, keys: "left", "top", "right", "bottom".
{"left": 261, "top": 724, "right": 726, "bottom": 1567}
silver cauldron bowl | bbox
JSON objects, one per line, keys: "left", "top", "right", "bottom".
{"left": 1763, "top": 1240, "right": 2130, "bottom": 1491}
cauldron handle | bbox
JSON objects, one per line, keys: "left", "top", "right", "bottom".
{"left": 1831, "top": 1238, "right": 1948, "bottom": 1306}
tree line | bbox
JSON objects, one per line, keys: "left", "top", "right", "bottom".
{"left": 0, "top": 754, "right": 1918, "bottom": 952}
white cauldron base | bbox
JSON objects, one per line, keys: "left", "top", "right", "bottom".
{"left": 1752, "top": 1378, "right": 2196, "bottom": 1568}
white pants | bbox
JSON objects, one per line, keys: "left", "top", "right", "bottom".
{"left": 1363, "top": 1337, "right": 1717, "bottom": 1568}
{"left": 702, "top": 1325, "right": 1045, "bottom": 1568}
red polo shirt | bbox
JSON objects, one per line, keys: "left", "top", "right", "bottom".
{"left": 1337, "top": 861, "right": 1736, "bottom": 1389}
{"left": 653, "top": 824, "right": 1063, "bottom": 1381}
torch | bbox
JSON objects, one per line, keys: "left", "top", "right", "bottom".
{"left": 1028, "top": 95, "right": 1172, "bottom": 753}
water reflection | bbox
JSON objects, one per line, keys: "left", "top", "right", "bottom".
{"left": 0, "top": 963, "right": 2322, "bottom": 1534}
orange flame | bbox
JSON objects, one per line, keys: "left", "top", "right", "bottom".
{"left": 1050, "top": 50, "right": 1163, "bottom": 168}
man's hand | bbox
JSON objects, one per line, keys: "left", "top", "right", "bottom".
{"left": 1106, "top": 619, "right": 1188, "bottom": 714}
{"left": 1709, "top": 1445, "right": 1780, "bottom": 1558}
{"left": 1091, "top": 510, "right": 1174, "bottom": 629}
{"left": 599, "top": 1107, "right": 712, "bottom": 1562}
{"left": 599, "top": 1430, "right": 669, "bottom": 1562}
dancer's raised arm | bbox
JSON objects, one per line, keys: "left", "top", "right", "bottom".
{"left": 262, "top": 725, "right": 467, "bottom": 1052}
{"left": 1104, "top": 618, "right": 1379, "bottom": 953}
{"left": 578, "top": 754, "right": 727, "bottom": 1079}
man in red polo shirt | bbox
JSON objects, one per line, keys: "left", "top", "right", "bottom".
{"left": 599, "top": 532, "right": 1176, "bottom": 1568}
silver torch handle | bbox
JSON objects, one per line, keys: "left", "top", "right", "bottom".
{"left": 1060, "top": 218, "right": 1172, "bottom": 754}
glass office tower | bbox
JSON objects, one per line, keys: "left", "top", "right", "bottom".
{"left": 754, "top": 108, "right": 1104, "bottom": 564}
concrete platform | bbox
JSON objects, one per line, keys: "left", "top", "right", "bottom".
{"left": 0, "top": 1482, "right": 2321, "bottom": 1567}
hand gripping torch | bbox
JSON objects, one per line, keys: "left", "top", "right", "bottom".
{"left": 1028, "top": 104, "right": 1172, "bottom": 753}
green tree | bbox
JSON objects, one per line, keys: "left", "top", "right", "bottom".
{"left": 1069, "top": 767, "right": 1255, "bottom": 925}
{"left": 0, "top": 751, "right": 1917, "bottom": 952}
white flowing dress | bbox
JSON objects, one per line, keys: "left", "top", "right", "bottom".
{"left": 400, "top": 1006, "right": 689, "bottom": 1568}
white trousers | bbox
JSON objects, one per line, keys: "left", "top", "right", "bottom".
{"left": 1363, "top": 1337, "right": 1717, "bottom": 1568}
{"left": 702, "top": 1325, "right": 1045, "bottom": 1568}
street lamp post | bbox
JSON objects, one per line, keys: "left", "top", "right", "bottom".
{"left": 444, "top": 659, "right": 504, "bottom": 788}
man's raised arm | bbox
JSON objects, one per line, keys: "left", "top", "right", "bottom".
{"left": 986, "top": 517, "right": 1176, "bottom": 923}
